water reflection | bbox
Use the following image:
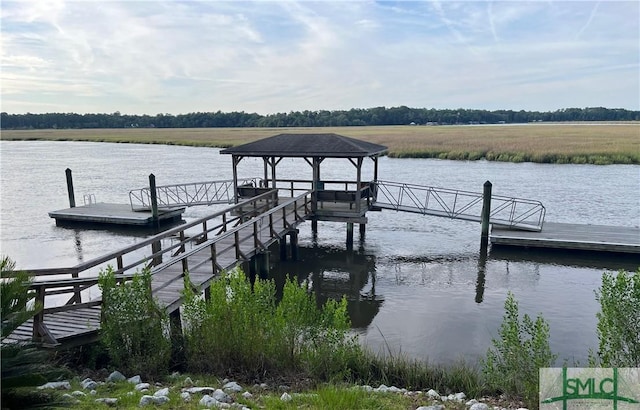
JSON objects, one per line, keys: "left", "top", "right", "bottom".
{"left": 475, "top": 245, "right": 488, "bottom": 303}
{"left": 270, "top": 246, "right": 383, "bottom": 329}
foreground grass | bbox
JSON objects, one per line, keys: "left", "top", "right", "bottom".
{"left": 43, "top": 374, "right": 482, "bottom": 410}
{"left": 1, "top": 123, "right": 638, "bottom": 164}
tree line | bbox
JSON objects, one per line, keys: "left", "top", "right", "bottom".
{"left": 1, "top": 106, "right": 637, "bottom": 129}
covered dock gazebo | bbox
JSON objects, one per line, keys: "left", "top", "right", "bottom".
{"left": 220, "top": 133, "right": 387, "bottom": 243}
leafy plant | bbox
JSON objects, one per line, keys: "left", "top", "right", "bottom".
{"left": 98, "top": 266, "right": 170, "bottom": 379}
{"left": 483, "top": 292, "right": 556, "bottom": 407}
{"left": 182, "top": 268, "right": 360, "bottom": 381}
{"left": 1, "top": 256, "right": 40, "bottom": 339}
{"left": 593, "top": 268, "right": 640, "bottom": 367}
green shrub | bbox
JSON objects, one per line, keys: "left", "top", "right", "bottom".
{"left": 483, "top": 292, "right": 556, "bottom": 407}
{"left": 98, "top": 266, "right": 170, "bottom": 379}
{"left": 182, "top": 268, "right": 361, "bottom": 381}
{"left": 593, "top": 268, "right": 640, "bottom": 367}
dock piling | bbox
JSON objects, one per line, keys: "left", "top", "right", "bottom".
{"left": 65, "top": 168, "right": 76, "bottom": 208}
{"left": 149, "top": 173, "right": 159, "bottom": 228}
{"left": 480, "top": 181, "right": 492, "bottom": 248}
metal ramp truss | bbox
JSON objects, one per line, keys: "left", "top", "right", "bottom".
{"left": 373, "top": 180, "right": 545, "bottom": 231}
{"left": 129, "top": 177, "right": 261, "bottom": 210}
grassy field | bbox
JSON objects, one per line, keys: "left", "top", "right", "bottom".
{"left": 1, "top": 123, "right": 638, "bottom": 164}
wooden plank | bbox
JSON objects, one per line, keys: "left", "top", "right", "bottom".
{"left": 491, "top": 222, "right": 640, "bottom": 254}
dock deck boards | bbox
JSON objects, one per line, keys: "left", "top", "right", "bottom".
{"left": 491, "top": 222, "right": 640, "bottom": 254}
{"left": 49, "top": 203, "right": 185, "bottom": 226}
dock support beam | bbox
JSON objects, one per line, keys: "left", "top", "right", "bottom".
{"left": 480, "top": 180, "right": 492, "bottom": 248}
{"left": 65, "top": 168, "right": 76, "bottom": 208}
{"left": 359, "top": 223, "right": 366, "bottom": 240}
{"left": 346, "top": 222, "right": 354, "bottom": 249}
{"left": 169, "top": 309, "right": 185, "bottom": 369}
{"left": 149, "top": 173, "right": 159, "bottom": 229}
{"left": 279, "top": 235, "right": 288, "bottom": 261}
{"left": 290, "top": 230, "right": 299, "bottom": 261}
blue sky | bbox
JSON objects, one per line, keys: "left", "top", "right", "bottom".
{"left": 1, "top": 1, "right": 638, "bottom": 114}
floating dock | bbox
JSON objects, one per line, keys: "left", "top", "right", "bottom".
{"left": 491, "top": 222, "right": 640, "bottom": 254}
{"left": 49, "top": 203, "right": 185, "bottom": 228}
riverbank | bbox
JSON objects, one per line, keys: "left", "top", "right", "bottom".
{"left": 1, "top": 123, "right": 638, "bottom": 164}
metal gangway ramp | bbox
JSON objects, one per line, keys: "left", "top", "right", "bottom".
{"left": 129, "top": 178, "right": 261, "bottom": 210}
{"left": 373, "top": 180, "right": 545, "bottom": 231}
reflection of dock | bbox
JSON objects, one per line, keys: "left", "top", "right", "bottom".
{"left": 491, "top": 222, "right": 640, "bottom": 254}
{"left": 49, "top": 203, "right": 185, "bottom": 228}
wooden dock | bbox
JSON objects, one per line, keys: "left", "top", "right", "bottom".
{"left": 49, "top": 203, "right": 185, "bottom": 228}
{"left": 491, "top": 222, "right": 640, "bottom": 254}
{"left": 4, "top": 190, "right": 311, "bottom": 348}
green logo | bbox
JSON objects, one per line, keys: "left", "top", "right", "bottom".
{"left": 540, "top": 368, "right": 640, "bottom": 410}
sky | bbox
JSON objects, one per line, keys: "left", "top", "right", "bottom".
{"left": 1, "top": 1, "right": 638, "bottom": 115}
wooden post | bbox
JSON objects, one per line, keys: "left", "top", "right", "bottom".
{"left": 311, "top": 219, "right": 318, "bottom": 235}
{"left": 359, "top": 223, "right": 366, "bottom": 240}
{"left": 480, "top": 181, "right": 492, "bottom": 248}
{"left": 259, "top": 251, "right": 270, "bottom": 279}
{"left": 65, "top": 168, "right": 76, "bottom": 208}
{"left": 149, "top": 173, "right": 159, "bottom": 228}
{"left": 279, "top": 235, "right": 288, "bottom": 261}
{"left": 169, "top": 309, "right": 185, "bottom": 368}
{"left": 346, "top": 222, "right": 354, "bottom": 249}
{"left": 290, "top": 230, "right": 299, "bottom": 261}
{"left": 32, "top": 285, "right": 45, "bottom": 341}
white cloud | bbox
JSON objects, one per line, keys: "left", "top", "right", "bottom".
{"left": 1, "top": 0, "right": 638, "bottom": 114}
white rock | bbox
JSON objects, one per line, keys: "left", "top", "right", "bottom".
{"left": 106, "top": 371, "right": 126, "bottom": 382}
{"left": 127, "top": 375, "right": 142, "bottom": 384}
{"left": 280, "top": 392, "right": 292, "bottom": 402}
{"left": 242, "top": 391, "right": 253, "bottom": 399}
{"left": 218, "top": 404, "right": 231, "bottom": 409}
{"left": 426, "top": 389, "right": 440, "bottom": 398}
{"left": 126, "top": 391, "right": 136, "bottom": 396}
{"left": 470, "top": 403, "right": 490, "bottom": 410}
{"left": 183, "top": 386, "right": 215, "bottom": 395}
{"left": 375, "top": 384, "right": 389, "bottom": 392}
{"left": 213, "top": 388, "right": 233, "bottom": 403}
{"left": 81, "top": 378, "right": 98, "bottom": 390}
{"left": 259, "top": 383, "right": 268, "bottom": 389}
{"left": 199, "top": 394, "right": 220, "bottom": 408}
{"left": 416, "top": 406, "right": 444, "bottom": 410}
{"left": 62, "top": 393, "right": 73, "bottom": 400}
{"left": 453, "top": 392, "right": 466, "bottom": 401}
{"left": 516, "top": 408, "right": 529, "bottom": 410}
{"left": 181, "top": 392, "right": 191, "bottom": 402}
{"left": 71, "top": 390, "right": 86, "bottom": 397}
{"left": 224, "top": 381, "right": 243, "bottom": 392}
{"left": 466, "top": 399, "right": 479, "bottom": 406}
{"left": 90, "top": 390, "right": 97, "bottom": 395}
{"left": 139, "top": 395, "right": 155, "bottom": 406}
{"left": 135, "top": 383, "right": 151, "bottom": 391}
{"left": 38, "top": 381, "right": 71, "bottom": 390}
{"left": 183, "top": 377, "right": 194, "bottom": 387}
{"left": 154, "top": 387, "right": 170, "bottom": 397}
{"left": 153, "top": 396, "right": 170, "bottom": 405}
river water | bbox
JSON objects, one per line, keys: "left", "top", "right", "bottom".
{"left": 1, "top": 140, "right": 638, "bottom": 365}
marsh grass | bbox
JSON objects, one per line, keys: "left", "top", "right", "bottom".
{"left": 2, "top": 123, "right": 638, "bottom": 164}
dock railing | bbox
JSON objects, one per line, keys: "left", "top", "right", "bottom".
{"left": 2, "top": 189, "right": 313, "bottom": 345}
{"left": 129, "top": 177, "right": 263, "bottom": 210}
{"left": 372, "top": 180, "right": 545, "bottom": 231}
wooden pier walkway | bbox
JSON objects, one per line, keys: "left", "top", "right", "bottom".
{"left": 4, "top": 190, "right": 312, "bottom": 347}
{"left": 491, "top": 222, "right": 640, "bottom": 254}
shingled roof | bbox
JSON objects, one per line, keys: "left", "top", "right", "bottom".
{"left": 220, "top": 133, "right": 387, "bottom": 158}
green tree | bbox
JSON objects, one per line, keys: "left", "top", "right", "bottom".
{"left": 593, "top": 268, "right": 640, "bottom": 367}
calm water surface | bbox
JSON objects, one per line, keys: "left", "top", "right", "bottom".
{"left": 1, "top": 140, "right": 639, "bottom": 365}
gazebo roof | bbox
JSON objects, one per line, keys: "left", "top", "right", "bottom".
{"left": 220, "top": 133, "right": 388, "bottom": 158}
